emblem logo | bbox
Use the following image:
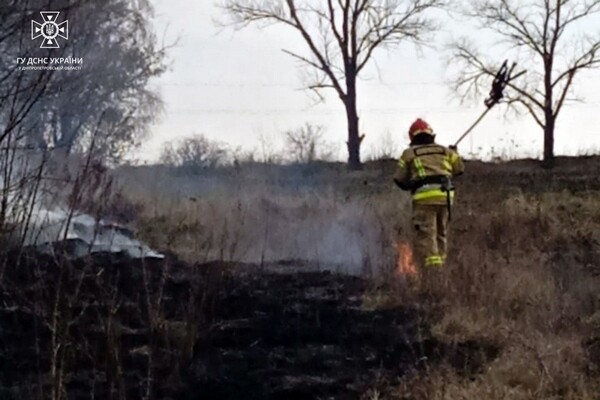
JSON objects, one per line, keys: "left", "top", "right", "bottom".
{"left": 32, "top": 12, "right": 69, "bottom": 49}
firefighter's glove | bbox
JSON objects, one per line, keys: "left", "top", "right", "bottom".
{"left": 449, "top": 145, "right": 458, "bottom": 152}
{"left": 394, "top": 179, "right": 412, "bottom": 191}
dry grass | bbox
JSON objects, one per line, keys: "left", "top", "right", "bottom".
{"left": 398, "top": 190, "right": 600, "bottom": 399}
{"left": 114, "top": 160, "right": 600, "bottom": 399}
{"left": 116, "top": 163, "right": 411, "bottom": 275}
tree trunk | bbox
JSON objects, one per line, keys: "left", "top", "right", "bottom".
{"left": 543, "top": 116, "right": 555, "bottom": 168}
{"left": 344, "top": 73, "right": 362, "bottom": 170}
{"left": 57, "top": 114, "right": 76, "bottom": 154}
{"left": 542, "top": 55, "right": 555, "bottom": 168}
{"left": 346, "top": 106, "right": 362, "bottom": 170}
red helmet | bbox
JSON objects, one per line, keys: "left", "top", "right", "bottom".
{"left": 408, "top": 118, "right": 434, "bottom": 140}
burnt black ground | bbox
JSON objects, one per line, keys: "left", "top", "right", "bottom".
{"left": 0, "top": 252, "right": 499, "bottom": 400}
{"left": 178, "top": 267, "right": 499, "bottom": 400}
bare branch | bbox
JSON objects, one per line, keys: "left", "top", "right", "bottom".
{"left": 452, "top": 0, "right": 600, "bottom": 163}
{"left": 552, "top": 39, "right": 600, "bottom": 87}
{"left": 356, "top": 0, "right": 442, "bottom": 72}
{"left": 220, "top": 1, "right": 296, "bottom": 28}
{"left": 221, "top": 0, "right": 442, "bottom": 167}
{"left": 282, "top": 49, "right": 324, "bottom": 71}
{"left": 285, "top": 0, "right": 347, "bottom": 98}
{"left": 506, "top": 97, "right": 545, "bottom": 128}
{"left": 558, "top": 0, "right": 600, "bottom": 36}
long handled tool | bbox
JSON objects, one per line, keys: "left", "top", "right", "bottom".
{"left": 453, "top": 60, "right": 526, "bottom": 148}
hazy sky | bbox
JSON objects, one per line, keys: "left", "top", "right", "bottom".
{"left": 143, "top": 1, "right": 600, "bottom": 162}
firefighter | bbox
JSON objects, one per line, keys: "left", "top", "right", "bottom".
{"left": 394, "top": 118, "right": 464, "bottom": 271}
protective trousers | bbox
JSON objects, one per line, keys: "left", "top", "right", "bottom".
{"left": 412, "top": 203, "right": 449, "bottom": 268}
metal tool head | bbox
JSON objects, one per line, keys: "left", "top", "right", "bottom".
{"left": 484, "top": 59, "right": 525, "bottom": 108}
{"left": 453, "top": 60, "right": 526, "bottom": 147}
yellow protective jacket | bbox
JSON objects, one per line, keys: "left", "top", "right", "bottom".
{"left": 394, "top": 144, "right": 464, "bottom": 205}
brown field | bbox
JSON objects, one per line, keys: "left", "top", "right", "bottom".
{"left": 115, "top": 156, "right": 600, "bottom": 399}
{"left": 0, "top": 156, "right": 598, "bottom": 399}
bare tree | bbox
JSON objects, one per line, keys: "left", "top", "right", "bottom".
{"left": 0, "top": 2, "right": 62, "bottom": 150}
{"left": 222, "top": 0, "right": 443, "bottom": 170}
{"left": 160, "top": 134, "right": 229, "bottom": 169}
{"left": 0, "top": 0, "right": 165, "bottom": 241}
{"left": 257, "top": 132, "right": 284, "bottom": 164}
{"left": 42, "top": 0, "right": 166, "bottom": 162}
{"left": 0, "top": 0, "right": 165, "bottom": 164}
{"left": 452, "top": 0, "right": 600, "bottom": 167}
{"left": 285, "top": 123, "right": 327, "bottom": 163}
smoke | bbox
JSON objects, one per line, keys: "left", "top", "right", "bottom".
{"left": 24, "top": 208, "right": 163, "bottom": 259}
{"left": 121, "top": 163, "right": 407, "bottom": 274}
{"left": 251, "top": 197, "right": 387, "bottom": 274}
{"left": 0, "top": 150, "right": 163, "bottom": 259}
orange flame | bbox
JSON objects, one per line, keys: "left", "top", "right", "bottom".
{"left": 396, "top": 241, "right": 417, "bottom": 277}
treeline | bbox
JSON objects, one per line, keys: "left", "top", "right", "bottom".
{"left": 158, "top": 123, "right": 406, "bottom": 169}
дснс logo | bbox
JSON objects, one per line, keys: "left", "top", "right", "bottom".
{"left": 32, "top": 11, "right": 68, "bottom": 49}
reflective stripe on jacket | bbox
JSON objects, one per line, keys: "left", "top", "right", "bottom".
{"left": 394, "top": 144, "right": 464, "bottom": 205}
